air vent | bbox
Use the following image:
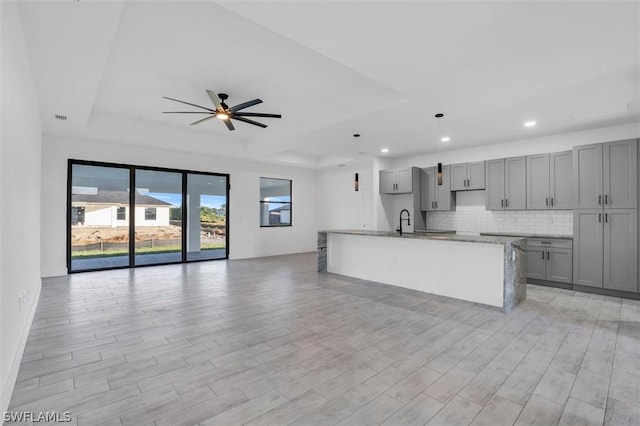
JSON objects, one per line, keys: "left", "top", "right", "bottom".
{"left": 54, "top": 115, "right": 67, "bottom": 121}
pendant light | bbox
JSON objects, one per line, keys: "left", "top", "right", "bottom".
{"left": 435, "top": 113, "right": 444, "bottom": 186}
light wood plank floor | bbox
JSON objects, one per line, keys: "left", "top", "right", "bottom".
{"left": 7, "top": 252, "right": 640, "bottom": 425}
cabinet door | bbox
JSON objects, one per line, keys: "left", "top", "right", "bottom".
{"left": 505, "top": 156, "right": 527, "bottom": 210}
{"left": 485, "top": 159, "right": 505, "bottom": 210}
{"left": 604, "top": 209, "right": 638, "bottom": 292}
{"left": 450, "top": 163, "right": 468, "bottom": 191}
{"left": 526, "top": 247, "right": 547, "bottom": 280}
{"left": 603, "top": 139, "right": 637, "bottom": 209}
{"left": 527, "top": 153, "right": 550, "bottom": 210}
{"left": 573, "top": 143, "right": 603, "bottom": 209}
{"left": 421, "top": 168, "right": 436, "bottom": 211}
{"left": 467, "top": 161, "right": 486, "bottom": 190}
{"left": 436, "top": 165, "right": 453, "bottom": 210}
{"left": 546, "top": 247, "right": 573, "bottom": 284}
{"left": 379, "top": 170, "right": 396, "bottom": 194}
{"left": 395, "top": 168, "right": 413, "bottom": 193}
{"left": 550, "top": 151, "right": 573, "bottom": 209}
{"left": 573, "top": 209, "right": 604, "bottom": 288}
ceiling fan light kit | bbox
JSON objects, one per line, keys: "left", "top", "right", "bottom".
{"left": 163, "top": 90, "right": 281, "bottom": 131}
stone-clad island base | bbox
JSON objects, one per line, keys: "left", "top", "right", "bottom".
{"left": 318, "top": 230, "right": 526, "bottom": 313}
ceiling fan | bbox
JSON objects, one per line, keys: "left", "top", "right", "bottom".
{"left": 163, "top": 90, "right": 281, "bottom": 131}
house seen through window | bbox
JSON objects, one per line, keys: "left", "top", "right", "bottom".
{"left": 260, "top": 177, "right": 292, "bottom": 227}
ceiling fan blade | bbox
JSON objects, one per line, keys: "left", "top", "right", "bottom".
{"left": 229, "top": 99, "right": 263, "bottom": 113}
{"left": 232, "top": 116, "right": 267, "bottom": 128}
{"left": 206, "top": 90, "right": 224, "bottom": 111}
{"left": 163, "top": 111, "right": 212, "bottom": 114}
{"left": 163, "top": 96, "right": 216, "bottom": 112}
{"left": 233, "top": 112, "right": 282, "bottom": 118}
{"left": 223, "top": 119, "right": 235, "bottom": 131}
{"left": 190, "top": 115, "right": 217, "bottom": 126}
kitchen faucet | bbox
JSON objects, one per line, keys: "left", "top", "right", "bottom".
{"left": 398, "top": 209, "right": 411, "bottom": 235}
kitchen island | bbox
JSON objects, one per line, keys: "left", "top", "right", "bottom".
{"left": 318, "top": 230, "right": 526, "bottom": 312}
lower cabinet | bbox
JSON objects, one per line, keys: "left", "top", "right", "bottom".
{"left": 526, "top": 238, "right": 573, "bottom": 284}
{"left": 573, "top": 209, "right": 638, "bottom": 292}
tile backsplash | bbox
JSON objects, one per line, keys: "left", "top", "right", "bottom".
{"left": 426, "top": 191, "right": 573, "bottom": 235}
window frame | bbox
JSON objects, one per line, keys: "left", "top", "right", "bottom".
{"left": 67, "top": 159, "right": 230, "bottom": 273}
{"left": 259, "top": 177, "right": 292, "bottom": 228}
{"left": 117, "top": 206, "right": 126, "bottom": 221}
{"left": 144, "top": 207, "right": 157, "bottom": 221}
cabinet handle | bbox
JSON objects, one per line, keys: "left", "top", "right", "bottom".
{"left": 435, "top": 201, "right": 438, "bottom": 208}
{"left": 551, "top": 197, "right": 554, "bottom": 207}
{"left": 541, "top": 251, "right": 545, "bottom": 260}
{"left": 605, "top": 213, "right": 608, "bottom": 223}
{"left": 605, "top": 195, "right": 608, "bottom": 205}
{"left": 599, "top": 213, "right": 602, "bottom": 223}
{"left": 599, "top": 195, "right": 602, "bottom": 205}
{"left": 501, "top": 199, "right": 504, "bottom": 207}
{"left": 546, "top": 198, "right": 549, "bottom": 206}
{"left": 547, "top": 251, "right": 550, "bottom": 260}
{"left": 505, "top": 199, "right": 509, "bottom": 208}
{"left": 432, "top": 201, "right": 435, "bottom": 208}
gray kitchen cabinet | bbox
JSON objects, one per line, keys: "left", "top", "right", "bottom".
{"left": 527, "top": 151, "right": 572, "bottom": 210}
{"left": 421, "top": 166, "right": 455, "bottom": 211}
{"left": 450, "top": 161, "right": 485, "bottom": 190}
{"left": 573, "top": 209, "right": 604, "bottom": 288}
{"left": 486, "top": 157, "right": 526, "bottom": 210}
{"left": 573, "top": 139, "right": 637, "bottom": 209}
{"left": 505, "top": 156, "right": 527, "bottom": 210}
{"left": 604, "top": 209, "right": 638, "bottom": 292}
{"left": 526, "top": 245, "right": 547, "bottom": 280}
{"left": 550, "top": 151, "right": 573, "bottom": 209}
{"left": 527, "top": 238, "right": 573, "bottom": 284}
{"left": 485, "top": 159, "right": 505, "bottom": 210}
{"left": 603, "top": 139, "right": 637, "bottom": 209}
{"left": 573, "top": 208, "right": 638, "bottom": 292}
{"left": 379, "top": 167, "right": 419, "bottom": 194}
{"left": 527, "top": 153, "right": 550, "bottom": 210}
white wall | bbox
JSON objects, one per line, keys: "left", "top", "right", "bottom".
{"left": 40, "top": 135, "right": 317, "bottom": 277}
{"left": 391, "top": 123, "right": 639, "bottom": 170}
{"left": 315, "top": 160, "right": 375, "bottom": 231}
{"left": 1, "top": 1, "right": 43, "bottom": 413}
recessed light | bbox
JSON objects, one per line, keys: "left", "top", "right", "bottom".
{"left": 380, "top": 148, "right": 389, "bottom": 153}
{"left": 441, "top": 136, "right": 451, "bottom": 143}
{"left": 353, "top": 133, "right": 361, "bottom": 138}
{"left": 524, "top": 121, "right": 536, "bottom": 127}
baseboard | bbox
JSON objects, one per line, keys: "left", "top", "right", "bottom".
{"left": 573, "top": 284, "right": 640, "bottom": 300}
{"left": 527, "top": 278, "right": 573, "bottom": 290}
{"left": 1, "top": 280, "right": 41, "bottom": 414}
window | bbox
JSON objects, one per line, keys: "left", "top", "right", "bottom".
{"left": 145, "top": 207, "right": 157, "bottom": 220}
{"left": 260, "top": 177, "right": 292, "bottom": 227}
{"left": 117, "top": 206, "right": 126, "bottom": 220}
{"left": 68, "top": 159, "right": 229, "bottom": 273}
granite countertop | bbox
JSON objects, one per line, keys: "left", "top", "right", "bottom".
{"left": 319, "top": 229, "right": 525, "bottom": 245}
{"left": 480, "top": 232, "right": 573, "bottom": 240}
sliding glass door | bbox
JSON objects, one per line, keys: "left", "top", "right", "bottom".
{"left": 134, "top": 169, "right": 183, "bottom": 266}
{"left": 70, "top": 164, "right": 131, "bottom": 271}
{"left": 67, "top": 160, "right": 229, "bottom": 272}
{"left": 186, "top": 173, "right": 228, "bottom": 261}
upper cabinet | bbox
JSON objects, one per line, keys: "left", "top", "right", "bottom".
{"left": 421, "top": 166, "right": 455, "bottom": 211}
{"left": 379, "top": 167, "right": 420, "bottom": 194}
{"left": 486, "top": 156, "right": 526, "bottom": 210}
{"left": 573, "top": 139, "right": 637, "bottom": 209}
{"left": 526, "top": 151, "right": 572, "bottom": 210}
{"left": 450, "top": 161, "right": 485, "bottom": 191}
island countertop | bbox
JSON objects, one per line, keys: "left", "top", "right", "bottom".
{"left": 318, "top": 229, "right": 525, "bottom": 245}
